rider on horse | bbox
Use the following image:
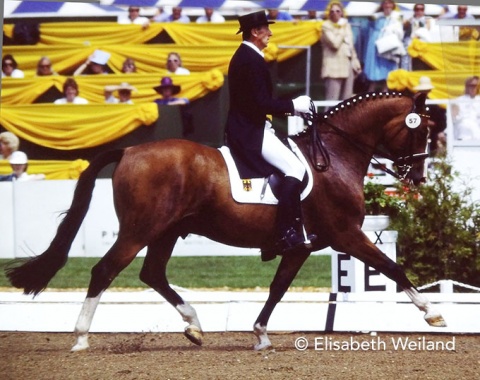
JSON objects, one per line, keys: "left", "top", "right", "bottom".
{"left": 224, "top": 11, "right": 317, "bottom": 253}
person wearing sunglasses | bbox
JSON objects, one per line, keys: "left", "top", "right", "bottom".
{"left": 401, "top": 4, "right": 432, "bottom": 70}
{"left": 320, "top": 1, "right": 361, "bottom": 101}
{"left": 166, "top": 52, "right": 190, "bottom": 75}
{"left": 2, "top": 54, "right": 24, "bottom": 78}
{"left": 35, "top": 56, "right": 57, "bottom": 76}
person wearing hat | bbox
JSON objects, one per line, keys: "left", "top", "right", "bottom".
{"left": 74, "top": 49, "right": 111, "bottom": 76}
{"left": 104, "top": 82, "right": 137, "bottom": 104}
{"left": 224, "top": 10, "right": 316, "bottom": 254}
{"left": 0, "top": 131, "right": 20, "bottom": 160}
{"left": 413, "top": 76, "right": 446, "bottom": 156}
{"left": 0, "top": 151, "right": 45, "bottom": 182}
{"left": 153, "top": 77, "right": 189, "bottom": 105}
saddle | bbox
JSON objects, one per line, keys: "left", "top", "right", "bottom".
{"left": 218, "top": 138, "right": 313, "bottom": 205}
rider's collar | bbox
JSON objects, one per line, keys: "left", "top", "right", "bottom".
{"left": 242, "top": 41, "right": 265, "bottom": 58}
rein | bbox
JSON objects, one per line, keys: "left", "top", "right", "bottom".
{"left": 301, "top": 94, "right": 428, "bottom": 181}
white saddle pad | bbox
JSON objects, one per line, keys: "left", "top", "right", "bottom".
{"left": 218, "top": 139, "right": 313, "bottom": 205}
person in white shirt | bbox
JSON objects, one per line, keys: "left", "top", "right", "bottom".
{"left": 196, "top": 7, "right": 225, "bottom": 23}
{"left": 54, "top": 78, "right": 89, "bottom": 104}
{"left": 104, "top": 82, "right": 137, "bottom": 104}
{"left": 166, "top": 52, "right": 190, "bottom": 75}
{"left": 117, "top": 6, "right": 150, "bottom": 29}
{"left": 452, "top": 76, "right": 480, "bottom": 140}
{"left": 2, "top": 54, "right": 24, "bottom": 78}
{"left": 0, "top": 151, "right": 45, "bottom": 182}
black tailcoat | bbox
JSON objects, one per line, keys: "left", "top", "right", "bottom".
{"left": 225, "top": 43, "right": 294, "bottom": 179}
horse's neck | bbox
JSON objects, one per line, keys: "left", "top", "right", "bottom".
{"left": 318, "top": 95, "right": 409, "bottom": 178}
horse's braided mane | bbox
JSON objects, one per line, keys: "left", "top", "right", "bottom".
{"left": 322, "top": 91, "right": 406, "bottom": 120}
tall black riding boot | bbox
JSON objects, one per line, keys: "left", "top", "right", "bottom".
{"left": 275, "top": 176, "right": 317, "bottom": 253}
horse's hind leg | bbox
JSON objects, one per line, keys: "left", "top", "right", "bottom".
{"left": 71, "top": 238, "right": 144, "bottom": 352}
{"left": 254, "top": 250, "right": 310, "bottom": 350}
{"left": 140, "top": 232, "right": 203, "bottom": 346}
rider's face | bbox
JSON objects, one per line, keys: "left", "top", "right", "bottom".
{"left": 252, "top": 25, "right": 272, "bottom": 50}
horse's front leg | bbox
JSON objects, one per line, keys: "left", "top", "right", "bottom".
{"left": 254, "top": 250, "right": 310, "bottom": 350}
{"left": 334, "top": 230, "right": 446, "bottom": 328}
{"left": 403, "top": 287, "right": 447, "bottom": 327}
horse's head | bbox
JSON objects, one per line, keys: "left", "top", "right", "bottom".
{"left": 380, "top": 92, "right": 430, "bottom": 186}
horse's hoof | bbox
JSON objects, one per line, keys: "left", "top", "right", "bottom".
{"left": 425, "top": 313, "right": 447, "bottom": 327}
{"left": 184, "top": 325, "right": 203, "bottom": 346}
{"left": 71, "top": 335, "right": 90, "bottom": 352}
{"left": 254, "top": 341, "right": 272, "bottom": 351}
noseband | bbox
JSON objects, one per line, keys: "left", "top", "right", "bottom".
{"left": 302, "top": 93, "right": 429, "bottom": 181}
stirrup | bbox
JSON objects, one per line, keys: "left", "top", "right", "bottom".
{"left": 277, "top": 228, "right": 317, "bottom": 253}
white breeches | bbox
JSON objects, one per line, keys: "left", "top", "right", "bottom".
{"left": 261, "top": 122, "right": 305, "bottom": 181}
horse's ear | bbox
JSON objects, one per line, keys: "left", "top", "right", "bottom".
{"left": 413, "top": 92, "right": 427, "bottom": 108}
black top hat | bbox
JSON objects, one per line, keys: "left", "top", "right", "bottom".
{"left": 154, "top": 77, "right": 181, "bottom": 95}
{"left": 236, "top": 10, "right": 275, "bottom": 35}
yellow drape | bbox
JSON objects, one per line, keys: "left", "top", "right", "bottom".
{"left": 0, "top": 103, "right": 159, "bottom": 149}
{"left": 1, "top": 70, "right": 224, "bottom": 105}
{"left": 408, "top": 38, "right": 480, "bottom": 72}
{"left": 387, "top": 69, "right": 475, "bottom": 99}
{"left": 4, "top": 20, "right": 321, "bottom": 46}
{"left": 0, "top": 159, "right": 89, "bottom": 180}
{"left": 3, "top": 21, "right": 322, "bottom": 76}
{"left": 2, "top": 44, "right": 243, "bottom": 76}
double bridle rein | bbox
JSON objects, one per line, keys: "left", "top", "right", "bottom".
{"left": 302, "top": 94, "right": 429, "bottom": 182}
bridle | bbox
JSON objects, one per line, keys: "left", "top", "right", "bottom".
{"left": 302, "top": 94, "right": 429, "bottom": 182}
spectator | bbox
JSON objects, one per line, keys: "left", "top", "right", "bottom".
{"left": 2, "top": 54, "right": 24, "bottom": 78}
{"left": 104, "top": 82, "right": 137, "bottom": 104}
{"left": 151, "top": 7, "right": 169, "bottom": 22}
{"left": 401, "top": 4, "right": 433, "bottom": 70}
{"left": 36, "top": 56, "right": 57, "bottom": 76}
{"left": 121, "top": 57, "right": 137, "bottom": 73}
{"left": 413, "top": 76, "right": 446, "bottom": 156}
{"left": 161, "top": 7, "right": 190, "bottom": 23}
{"left": 448, "top": 5, "right": 475, "bottom": 20}
{"left": 0, "top": 151, "right": 45, "bottom": 182}
{"left": 320, "top": 1, "right": 361, "bottom": 101}
{"left": 196, "top": 7, "right": 225, "bottom": 23}
{"left": 304, "top": 10, "right": 321, "bottom": 21}
{"left": 364, "top": 0, "right": 405, "bottom": 92}
{"left": 0, "top": 131, "right": 20, "bottom": 160}
{"left": 74, "top": 49, "right": 110, "bottom": 76}
{"left": 267, "top": 8, "right": 293, "bottom": 21}
{"left": 166, "top": 52, "right": 190, "bottom": 75}
{"left": 451, "top": 76, "right": 480, "bottom": 140}
{"left": 153, "top": 77, "right": 189, "bottom": 105}
{"left": 54, "top": 78, "right": 88, "bottom": 104}
{"left": 121, "top": 58, "right": 137, "bottom": 73}
{"left": 117, "top": 6, "right": 150, "bottom": 29}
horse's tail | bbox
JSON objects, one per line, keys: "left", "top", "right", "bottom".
{"left": 5, "top": 149, "right": 125, "bottom": 296}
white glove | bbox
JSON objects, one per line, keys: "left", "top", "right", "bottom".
{"left": 292, "top": 95, "right": 312, "bottom": 116}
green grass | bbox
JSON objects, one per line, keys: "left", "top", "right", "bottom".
{"left": 0, "top": 256, "right": 331, "bottom": 290}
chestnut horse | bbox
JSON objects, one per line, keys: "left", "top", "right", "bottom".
{"left": 6, "top": 91, "right": 446, "bottom": 351}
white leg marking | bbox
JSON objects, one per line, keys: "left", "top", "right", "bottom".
{"left": 176, "top": 302, "right": 202, "bottom": 329}
{"left": 176, "top": 302, "right": 204, "bottom": 346}
{"left": 404, "top": 287, "right": 447, "bottom": 327}
{"left": 71, "top": 292, "right": 103, "bottom": 352}
{"left": 253, "top": 322, "right": 272, "bottom": 351}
